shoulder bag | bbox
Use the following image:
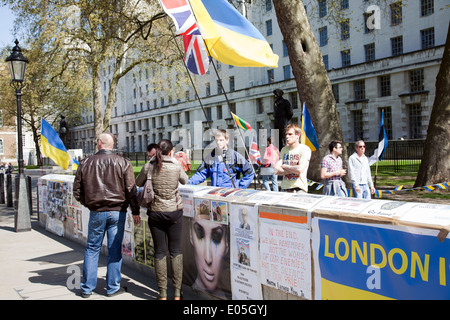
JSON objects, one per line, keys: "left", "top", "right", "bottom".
{"left": 137, "top": 163, "right": 154, "bottom": 208}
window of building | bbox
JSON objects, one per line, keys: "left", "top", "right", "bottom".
{"left": 421, "top": 0, "right": 434, "bottom": 16}
{"left": 410, "top": 69, "right": 424, "bottom": 92}
{"left": 266, "top": 20, "right": 273, "bottom": 36}
{"left": 267, "top": 69, "right": 274, "bottom": 83}
{"left": 391, "top": 36, "right": 403, "bottom": 56}
{"left": 379, "top": 75, "right": 391, "bottom": 97}
{"left": 341, "top": 49, "right": 351, "bottom": 67}
{"left": 364, "top": 43, "right": 375, "bottom": 62}
{"left": 341, "top": 0, "right": 349, "bottom": 9}
{"left": 390, "top": 1, "right": 402, "bottom": 25}
{"left": 341, "top": 19, "right": 350, "bottom": 40}
{"left": 206, "top": 82, "right": 210, "bottom": 96}
{"left": 352, "top": 110, "right": 364, "bottom": 141}
{"left": 353, "top": 80, "right": 366, "bottom": 100}
{"left": 229, "top": 103, "right": 236, "bottom": 114}
{"left": 282, "top": 40, "right": 289, "bottom": 56}
{"left": 421, "top": 27, "right": 435, "bottom": 49}
{"left": 185, "top": 111, "right": 190, "bottom": 124}
{"left": 217, "top": 80, "right": 223, "bottom": 94}
{"left": 319, "top": 0, "right": 327, "bottom": 18}
{"left": 319, "top": 26, "right": 328, "bottom": 46}
{"left": 217, "top": 105, "right": 223, "bottom": 120}
{"left": 266, "top": 0, "right": 272, "bottom": 11}
{"left": 289, "top": 92, "right": 299, "bottom": 109}
{"left": 363, "top": 12, "right": 374, "bottom": 34}
{"left": 283, "top": 65, "right": 292, "bottom": 80}
{"left": 332, "top": 84, "right": 339, "bottom": 103}
{"left": 229, "top": 76, "right": 235, "bottom": 92}
{"left": 257, "top": 98, "right": 264, "bottom": 114}
{"left": 323, "top": 55, "right": 329, "bottom": 70}
{"left": 408, "top": 104, "right": 422, "bottom": 139}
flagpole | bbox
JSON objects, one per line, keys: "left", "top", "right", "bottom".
{"left": 176, "top": 2, "right": 257, "bottom": 188}
{"left": 185, "top": 0, "right": 255, "bottom": 170}
{"left": 166, "top": 20, "right": 239, "bottom": 188}
{"left": 166, "top": 22, "right": 211, "bottom": 131}
{"left": 209, "top": 58, "right": 258, "bottom": 183}
{"left": 374, "top": 155, "right": 379, "bottom": 189}
{"left": 374, "top": 109, "right": 385, "bottom": 190}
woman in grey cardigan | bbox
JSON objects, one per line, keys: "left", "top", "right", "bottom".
{"left": 136, "top": 139, "right": 188, "bottom": 300}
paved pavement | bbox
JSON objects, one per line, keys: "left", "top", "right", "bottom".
{"left": 0, "top": 171, "right": 210, "bottom": 301}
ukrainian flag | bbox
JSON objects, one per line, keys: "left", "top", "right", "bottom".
{"left": 189, "top": 0, "right": 278, "bottom": 68}
{"left": 41, "top": 118, "right": 71, "bottom": 170}
{"left": 301, "top": 104, "right": 320, "bottom": 151}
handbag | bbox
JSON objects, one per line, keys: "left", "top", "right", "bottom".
{"left": 137, "top": 163, "right": 154, "bottom": 208}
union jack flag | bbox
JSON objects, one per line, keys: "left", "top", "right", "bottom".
{"left": 250, "top": 134, "right": 261, "bottom": 167}
{"left": 159, "top": 0, "right": 210, "bottom": 75}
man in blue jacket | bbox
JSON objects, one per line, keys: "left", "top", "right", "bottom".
{"left": 189, "top": 129, "right": 254, "bottom": 189}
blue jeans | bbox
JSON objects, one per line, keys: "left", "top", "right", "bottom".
{"left": 353, "top": 184, "right": 371, "bottom": 199}
{"left": 81, "top": 211, "right": 126, "bottom": 295}
{"left": 262, "top": 174, "right": 279, "bottom": 192}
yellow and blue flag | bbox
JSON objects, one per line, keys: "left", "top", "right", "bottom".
{"left": 41, "top": 118, "right": 71, "bottom": 170}
{"left": 188, "top": 0, "right": 278, "bottom": 68}
{"left": 301, "top": 104, "right": 320, "bottom": 151}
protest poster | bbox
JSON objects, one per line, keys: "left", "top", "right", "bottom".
{"left": 259, "top": 207, "right": 312, "bottom": 299}
{"left": 312, "top": 218, "right": 450, "bottom": 300}
{"left": 229, "top": 203, "right": 263, "bottom": 300}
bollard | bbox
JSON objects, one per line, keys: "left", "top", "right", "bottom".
{"left": 0, "top": 173, "right": 4, "bottom": 204}
{"left": 6, "top": 174, "right": 13, "bottom": 207}
{"left": 14, "top": 175, "right": 19, "bottom": 210}
{"left": 26, "top": 176, "right": 32, "bottom": 215}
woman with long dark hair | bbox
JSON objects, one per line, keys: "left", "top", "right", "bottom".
{"left": 137, "top": 139, "right": 188, "bottom": 299}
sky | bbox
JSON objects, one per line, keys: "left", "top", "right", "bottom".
{"left": 0, "top": 6, "right": 18, "bottom": 48}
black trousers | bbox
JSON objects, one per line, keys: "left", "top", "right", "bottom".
{"left": 148, "top": 210, "right": 183, "bottom": 260}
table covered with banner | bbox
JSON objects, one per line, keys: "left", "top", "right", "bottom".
{"left": 38, "top": 174, "right": 450, "bottom": 300}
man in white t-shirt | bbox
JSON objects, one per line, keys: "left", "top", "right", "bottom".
{"left": 274, "top": 123, "right": 312, "bottom": 193}
{"left": 348, "top": 140, "right": 375, "bottom": 198}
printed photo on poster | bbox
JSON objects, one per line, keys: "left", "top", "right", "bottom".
{"left": 194, "top": 198, "right": 211, "bottom": 220}
{"left": 181, "top": 216, "right": 231, "bottom": 300}
{"left": 211, "top": 200, "right": 227, "bottom": 224}
{"left": 229, "top": 204, "right": 262, "bottom": 300}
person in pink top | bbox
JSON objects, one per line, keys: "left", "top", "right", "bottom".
{"left": 173, "top": 144, "right": 191, "bottom": 175}
{"left": 261, "top": 137, "right": 280, "bottom": 191}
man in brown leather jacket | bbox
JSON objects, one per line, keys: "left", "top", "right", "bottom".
{"left": 73, "top": 132, "right": 140, "bottom": 298}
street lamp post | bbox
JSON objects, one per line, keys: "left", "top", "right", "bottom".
{"left": 5, "top": 39, "right": 31, "bottom": 232}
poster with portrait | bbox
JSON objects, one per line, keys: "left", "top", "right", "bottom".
{"left": 229, "top": 203, "right": 263, "bottom": 300}
{"left": 181, "top": 213, "right": 231, "bottom": 299}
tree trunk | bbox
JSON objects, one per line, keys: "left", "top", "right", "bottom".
{"left": 272, "top": 0, "right": 347, "bottom": 183}
{"left": 92, "top": 65, "right": 104, "bottom": 152}
{"left": 414, "top": 22, "right": 450, "bottom": 187}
